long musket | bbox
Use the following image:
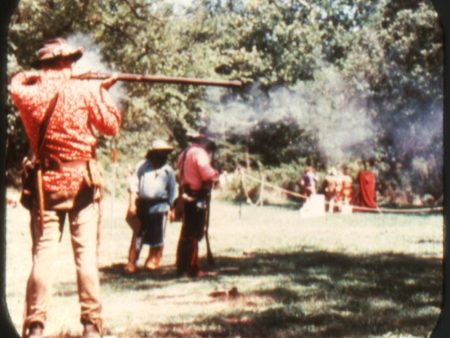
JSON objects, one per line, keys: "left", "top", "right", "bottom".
{"left": 204, "top": 145, "right": 218, "bottom": 267}
{"left": 72, "top": 71, "right": 242, "bottom": 87}
{"left": 204, "top": 191, "right": 215, "bottom": 267}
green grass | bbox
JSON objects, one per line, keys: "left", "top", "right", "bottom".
{"left": 5, "top": 191, "right": 443, "bottom": 338}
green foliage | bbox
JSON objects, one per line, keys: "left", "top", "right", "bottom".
{"left": 247, "top": 119, "right": 320, "bottom": 166}
{"left": 6, "top": 0, "right": 443, "bottom": 201}
{"left": 206, "top": 0, "right": 324, "bottom": 87}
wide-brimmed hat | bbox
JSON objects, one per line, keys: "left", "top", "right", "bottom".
{"left": 147, "top": 139, "right": 174, "bottom": 154}
{"left": 34, "top": 38, "right": 83, "bottom": 65}
{"left": 186, "top": 131, "right": 208, "bottom": 141}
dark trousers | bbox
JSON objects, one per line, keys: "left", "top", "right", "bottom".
{"left": 136, "top": 199, "right": 165, "bottom": 247}
{"left": 176, "top": 200, "right": 207, "bottom": 276}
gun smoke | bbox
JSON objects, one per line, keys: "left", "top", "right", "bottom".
{"left": 67, "top": 33, "right": 127, "bottom": 107}
{"left": 205, "top": 69, "right": 377, "bottom": 165}
{"left": 66, "top": 33, "right": 443, "bottom": 198}
{"left": 204, "top": 69, "right": 443, "bottom": 197}
{"left": 388, "top": 100, "right": 443, "bottom": 195}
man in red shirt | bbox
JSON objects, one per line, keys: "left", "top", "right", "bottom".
{"left": 9, "top": 38, "right": 121, "bottom": 338}
{"left": 176, "top": 134, "right": 219, "bottom": 277}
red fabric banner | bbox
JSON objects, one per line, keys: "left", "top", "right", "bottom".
{"left": 355, "top": 170, "right": 377, "bottom": 209}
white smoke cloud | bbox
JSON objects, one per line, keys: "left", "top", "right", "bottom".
{"left": 390, "top": 101, "right": 443, "bottom": 193}
{"left": 66, "top": 33, "right": 127, "bottom": 107}
{"left": 392, "top": 102, "right": 443, "bottom": 160}
{"left": 205, "top": 68, "right": 376, "bottom": 164}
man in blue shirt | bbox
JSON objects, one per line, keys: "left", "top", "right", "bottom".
{"left": 125, "top": 140, "right": 176, "bottom": 273}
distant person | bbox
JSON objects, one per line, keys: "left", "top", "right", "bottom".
{"left": 383, "top": 181, "right": 398, "bottom": 206}
{"left": 9, "top": 38, "right": 121, "bottom": 338}
{"left": 298, "top": 166, "right": 318, "bottom": 200}
{"left": 322, "top": 167, "right": 339, "bottom": 212}
{"left": 340, "top": 166, "right": 353, "bottom": 205}
{"left": 125, "top": 140, "right": 176, "bottom": 273}
{"left": 353, "top": 160, "right": 377, "bottom": 210}
{"left": 176, "top": 133, "right": 219, "bottom": 277}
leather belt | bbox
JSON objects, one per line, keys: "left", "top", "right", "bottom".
{"left": 138, "top": 197, "right": 168, "bottom": 204}
{"left": 42, "top": 158, "right": 90, "bottom": 171}
{"left": 182, "top": 185, "right": 208, "bottom": 198}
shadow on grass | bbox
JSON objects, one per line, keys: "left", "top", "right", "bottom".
{"left": 95, "top": 249, "right": 442, "bottom": 338}
{"left": 97, "top": 261, "right": 222, "bottom": 294}
{"left": 98, "top": 263, "right": 194, "bottom": 291}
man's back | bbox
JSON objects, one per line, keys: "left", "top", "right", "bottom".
{"left": 177, "top": 144, "right": 218, "bottom": 191}
{"left": 10, "top": 68, "right": 121, "bottom": 192}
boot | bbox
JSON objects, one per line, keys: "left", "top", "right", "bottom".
{"left": 25, "top": 322, "right": 44, "bottom": 338}
{"left": 144, "top": 246, "right": 163, "bottom": 270}
{"left": 82, "top": 322, "right": 101, "bottom": 338}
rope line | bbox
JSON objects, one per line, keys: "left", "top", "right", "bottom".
{"left": 240, "top": 172, "right": 443, "bottom": 215}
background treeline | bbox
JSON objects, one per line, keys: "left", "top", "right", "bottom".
{"left": 6, "top": 0, "right": 443, "bottom": 204}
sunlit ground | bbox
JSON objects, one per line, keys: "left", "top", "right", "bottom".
{"left": 5, "top": 190, "right": 443, "bottom": 338}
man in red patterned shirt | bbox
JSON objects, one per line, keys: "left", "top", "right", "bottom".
{"left": 10, "top": 38, "right": 121, "bottom": 338}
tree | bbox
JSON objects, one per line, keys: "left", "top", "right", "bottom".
{"left": 6, "top": 0, "right": 444, "bottom": 200}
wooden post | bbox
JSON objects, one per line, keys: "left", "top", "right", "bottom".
{"left": 259, "top": 174, "right": 265, "bottom": 207}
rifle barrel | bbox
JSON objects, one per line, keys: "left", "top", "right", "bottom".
{"left": 72, "top": 72, "right": 242, "bottom": 87}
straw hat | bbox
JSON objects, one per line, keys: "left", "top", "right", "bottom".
{"left": 34, "top": 38, "right": 83, "bottom": 65}
{"left": 147, "top": 139, "right": 174, "bottom": 154}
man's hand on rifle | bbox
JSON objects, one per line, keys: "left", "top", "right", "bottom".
{"left": 169, "top": 207, "right": 177, "bottom": 222}
{"left": 101, "top": 73, "right": 119, "bottom": 90}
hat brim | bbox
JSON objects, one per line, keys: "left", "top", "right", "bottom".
{"left": 147, "top": 147, "right": 174, "bottom": 153}
{"left": 32, "top": 50, "right": 83, "bottom": 67}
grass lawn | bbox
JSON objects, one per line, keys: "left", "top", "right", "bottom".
{"left": 5, "top": 190, "right": 443, "bottom": 338}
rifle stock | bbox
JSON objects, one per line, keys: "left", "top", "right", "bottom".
{"left": 72, "top": 71, "right": 242, "bottom": 88}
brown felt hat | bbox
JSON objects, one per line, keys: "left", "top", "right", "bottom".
{"left": 186, "top": 131, "right": 206, "bottom": 141}
{"left": 34, "top": 38, "right": 83, "bottom": 65}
